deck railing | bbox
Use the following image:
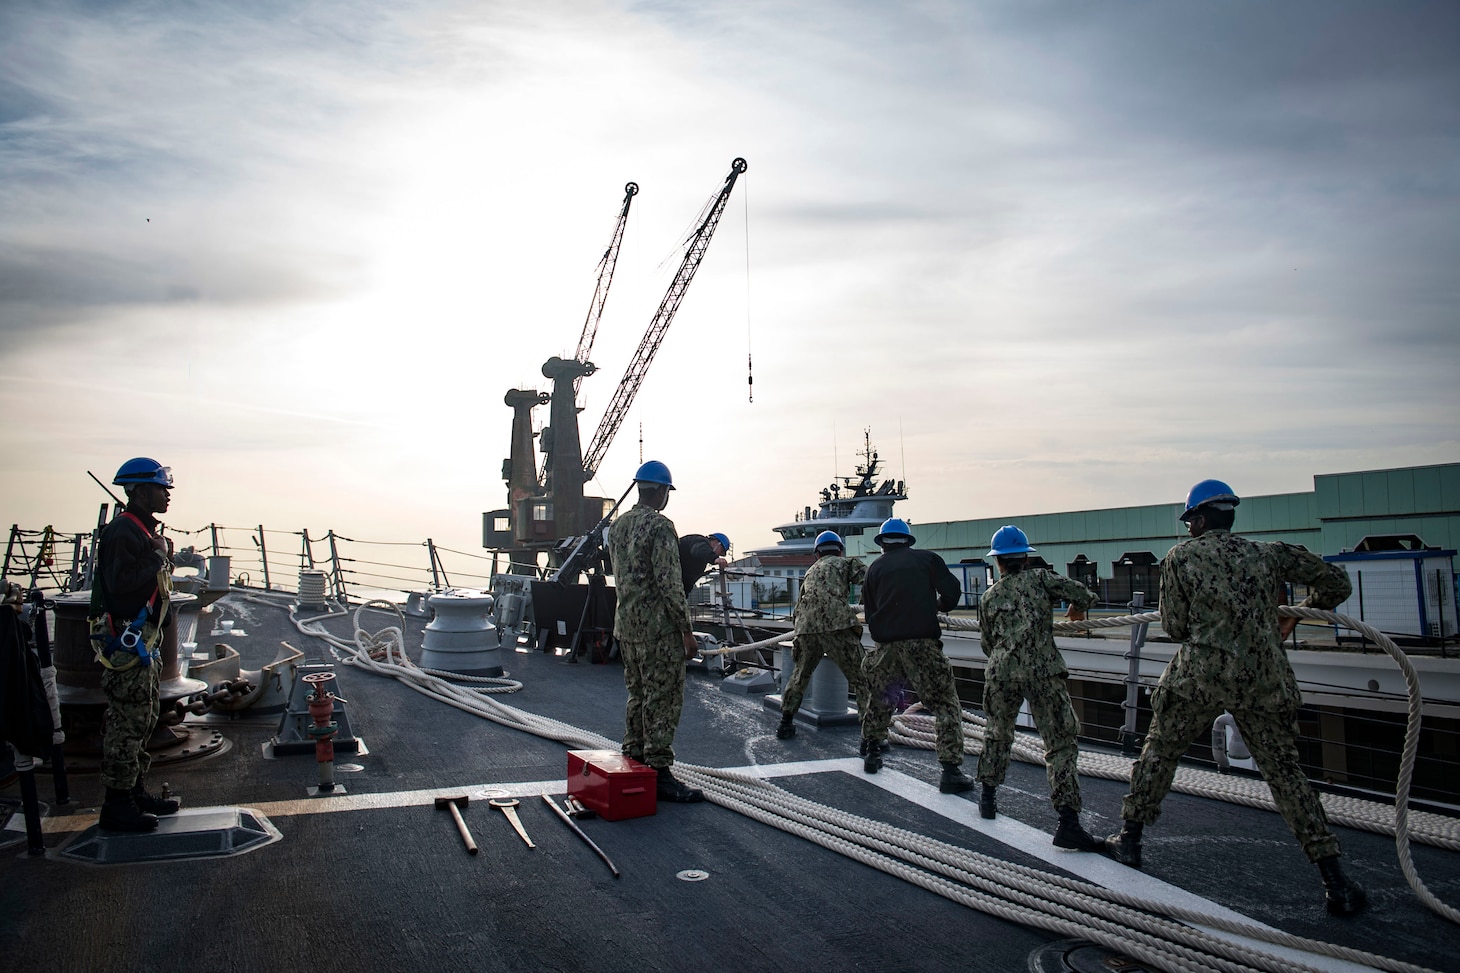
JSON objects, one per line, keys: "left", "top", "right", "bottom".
{"left": 7, "top": 521, "right": 1458, "bottom": 804}
{"left": 3, "top": 521, "right": 503, "bottom": 603}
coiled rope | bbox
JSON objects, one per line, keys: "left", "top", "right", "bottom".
{"left": 282, "top": 595, "right": 1449, "bottom": 971}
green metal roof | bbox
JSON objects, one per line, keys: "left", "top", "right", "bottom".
{"left": 853, "top": 463, "right": 1460, "bottom": 577}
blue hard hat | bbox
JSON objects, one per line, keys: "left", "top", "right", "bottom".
{"left": 987, "top": 525, "right": 1035, "bottom": 557}
{"left": 709, "top": 532, "right": 731, "bottom": 553}
{"left": 814, "top": 530, "right": 844, "bottom": 552}
{"left": 1180, "top": 479, "right": 1240, "bottom": 522}
{"left": 113, "top": 457, "right": 174, "bottom": 488}
{"left": 633, "top": 460, "right": 674, "bottom": 489}
{"left": 873, "top": 517, "right": 914, "bottom": 546}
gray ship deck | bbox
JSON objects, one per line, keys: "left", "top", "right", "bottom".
{"left": 4, "top": 593, "right": 1459, "bottom": 972}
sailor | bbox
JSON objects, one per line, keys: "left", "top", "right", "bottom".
{"left": 605, "top": 460, "right": 704, "bottom": 803}
{"left": 777, "top": 530, "right": 871, "bottom": 744}
{"left": 860, "top": 518, "right": 975, "bottom": 794}
{"left": 975, "top": 525, "right": 1102, "bottom": 850}
{"left": 1105, "top": 479, "right": 1367, "bottom": 915}
{"left": 89, "top": 457, "right": 183, "bottom": 832}
{"left": 678, "top": 531, "right": 730, "bottom": 595}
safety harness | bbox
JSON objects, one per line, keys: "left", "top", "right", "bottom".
{"left": 89, "top": 512, "right": 170, "bottom": 671}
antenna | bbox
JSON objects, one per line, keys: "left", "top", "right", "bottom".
{"left": 899, "top": 418, "right": 907, "bottom": 485}
{"left": 88, "top": 470, "right": 125, "bottom": 506}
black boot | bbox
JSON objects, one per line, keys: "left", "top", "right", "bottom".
{"left": 776, "top": 715, "right": 796, "bottom": 739}
{"left": 1104, "top": 820, "right": 1143, "bottom": 868}
{"left": 655, "top": 767, "right": 704, "bottom": 804}
{"left": 1317, "top": 856, "right": 1367, "bottom": 916}
{"left": 1052, "top": 807, "right": 1104, "bottom": 851}
{"left": 858, "top": 737, "right": 892, "bottom": 756}
{"left": 99, "top": 786, "right": 159, "bottom": 833}
{"left": 978, "top": 784, "right": 997, "bottom": 820}
{"left": 938, "top": 762, "right": 975, "bottom": 794}
{"left": 862, "top": 742, "right": 883, "bottom": 774}
{"left": 132, "top": 778, "right": 180, "bottom": 816}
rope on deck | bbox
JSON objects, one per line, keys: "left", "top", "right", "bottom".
{"left": 285, "top": 596, "right": 1450, "bottom": 972}
{"left": 889, "top": 605, "right": 1460, "bottom": 927}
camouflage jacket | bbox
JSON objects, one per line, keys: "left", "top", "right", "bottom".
{"left": 1158, "top": 529, "right": 1352, "bottom": 706}
{"left": 607, "top": 503, "right": 693, "bottom": 644}
{"left": 793, "top": 555, "right": 866, "bottom": 635}
{"left": 979, "top": 568, "right": 1096, "bottom": 681}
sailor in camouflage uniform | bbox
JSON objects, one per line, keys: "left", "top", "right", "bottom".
{"left": 91, "top": 458, "right": 184, "bottom": 832}
{"left": 1106, "top": 480, "right": 1367, "bottom": 916}
{"left": 777, "top": 530, "right": 870, "bottom": 743}
{"left": 860, "top": 518, "right": 976, "bottom": 794}
{"left": 976, "top": 525, "right": 1102, "bottom": 850}
{"left": 605, "top": 460, "right": 703, "bottom": 803}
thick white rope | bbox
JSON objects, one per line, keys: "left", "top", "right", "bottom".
{"left": 702, "top": 603, "right": 1459, "bottom": 924}
{"left": 684, "top": 765, "right": 1432, "bottom": 973}
{"left": 895, "top": 606, "right": 1460, "bottom": 924}
{"left": 261, "top": 595, "right": 1455, "bottom": 971}
{"left": 292, "top": 601, "right": 621, "bottom": 752}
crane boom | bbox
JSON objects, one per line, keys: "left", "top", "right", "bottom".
{"left": 573, "top": 181, "right": 639, "bottom": 395}
{"left": 538, "top": 181, "right": 639, "bottom": 487}
{"left": 581, "top": 157, "right": 747, "bottom": 480}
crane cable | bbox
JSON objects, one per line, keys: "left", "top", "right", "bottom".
{"left": 743, "top": 172, "right": 753, "bottom": 403}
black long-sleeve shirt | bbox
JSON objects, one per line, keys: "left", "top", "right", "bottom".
{"left": 863, "top": 545, "right": 961, "bottom": 643}
{"left": 97, "top": 509, "right": 167, "bottom": 621}
{"left": 678, "top": 534, "right": 718, "bottom": 595}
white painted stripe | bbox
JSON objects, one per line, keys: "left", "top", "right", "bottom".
{"left": 717, "top": 757, "right": 1375, "bottom": 973}
{"left": 20, "top": 759, "right": 1378, "bottom": 972}
{"left": 30, "top": 780, "right": 566, "bottom": 833}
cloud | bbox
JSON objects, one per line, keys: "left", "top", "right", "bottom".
{"left": 0, "top": 0, "right": 422, "bottom": 340}
{"left": 1, "top": 0, "right": 1456, "bottom": 559}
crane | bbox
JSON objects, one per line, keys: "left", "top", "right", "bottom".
{"left": 573, "top": 181, "right": 639, "bottom": 392}
{"left": 537, "top": 181, "right": 639, "bottom": 487}
{"left": 581, "top": 157, "right": 747, "bottom": 481}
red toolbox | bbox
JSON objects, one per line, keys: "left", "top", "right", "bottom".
{"left": 567, "top": 750, "right": 657, "bottom": 821}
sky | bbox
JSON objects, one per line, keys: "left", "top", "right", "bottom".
{"left": 2, "top": 0, "right": 1458, "bottom": 570}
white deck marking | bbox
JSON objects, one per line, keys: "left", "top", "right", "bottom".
{"left": 720, "top": 757, "right": 1376, "bottom": 973}
{"left": 28, "top": 756, "right": 1376, "bottom": 973}
{"left": 34, "top": 780, "right": 563, "bottom": 833}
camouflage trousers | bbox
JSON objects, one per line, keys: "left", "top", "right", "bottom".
{"left": 862, "top": 638, "right": 965, "bottom": 765}
{"left": 1123, "top": 683, "right": 1341, "bottom": 862}
{"left": 783, "top": 628, "right": 869, "bottom": 718}
{"left": 100, "top": 660, "right": 161, "bottom": 790}
{"left": 619, "top": 638, "right": 686, "bottom": 770}
{"left": 976, "top": 673, "right": 1083, "bottom": 811}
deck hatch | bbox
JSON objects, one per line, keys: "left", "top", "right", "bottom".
{"left": 58, "top": 806, "right": 281, "bottom": 865}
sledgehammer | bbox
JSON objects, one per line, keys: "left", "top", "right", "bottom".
{"left": 435, "top": 795, "right": 478, "bottom": 855}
